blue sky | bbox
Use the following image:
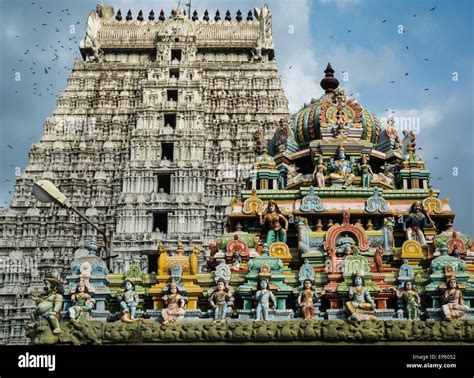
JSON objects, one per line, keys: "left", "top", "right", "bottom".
{"left": 0, "top": 0, "right": 473, "bottom": 234}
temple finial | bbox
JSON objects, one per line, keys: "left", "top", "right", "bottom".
{"left": 320, "top": 62, "right": 339, "bottom": 94}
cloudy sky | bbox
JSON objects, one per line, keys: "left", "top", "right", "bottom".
{"left": 0, "top": 0, "right": 472, "bottom": 234}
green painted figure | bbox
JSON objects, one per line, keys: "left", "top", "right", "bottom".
{"left": 358, "top": 155, "right": 373, "bottom": 188}
{"left": 391, "top": 281, "right": 421, "bottom": 320}
{"left": 257, "top": 200, "right": 288, "bottom": 244}
{"left": 31, "top": 276, "right": 64, "bottom": 334}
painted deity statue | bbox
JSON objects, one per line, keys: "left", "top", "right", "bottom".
{"left": 313, "top": 156, "right": 327, "bottom": 188}
{"left": 390, "top": 281, "right": 421, "bottom": 320}
{"left": 117, "top": 279, "right": 139, "bottom": 322}
{"left": 31, "top": 276, "right": 64, "bottom": 334}
{"left": 382, "top": 217, "right": 395, "bottom": 252}
{"left": 345, "top": 273, "right": 376, "bottom": 320}
{"left": 209, "top": 278, "right": 233, "bottom": 322}
{"left": 297, "top": 279, "right": 325, "bottom": 320}
{"left": 298, "top": 258, "right": 316, "bottom": 286}
{"left": 441, "top": 277, "right": 470, "bottom": 321}
{"left": 403, "top": 201, "right": 434, "bottom": 247}
{"left": 255, "top": 279, "right": 277, "bottom": 321}
{"left": 68, "top": 282, "right": 95, "bottom": 323}
{"left": 358, "top": 156, "right": 373, "bottom": 188}
{"left": 329, "top": 145, "right": 355, "bottom": 189}
{"left": 161, "top": 283, "right": 186, "bottom": 324}
{"left": 257, "top": 200, "right": 288, "bottom": 244}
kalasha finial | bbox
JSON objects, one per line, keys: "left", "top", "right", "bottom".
{"left": 247, "top": 10, "right": 253, "bottom": 21}
{"left": 115, "top": 9, "right": 122, "bottom": 21}
{"left": 203, "top": 9, "right": 209, "bottom": 21}
{"left": 236, "top": 9, "right": 242, "bottom": 22}
{"left": 320, "top": 62, "right": 340, "bottom": 94}
{"left": 159, "top": 9, "right": 165, "bottom": 21}
{"left": 192, "top": 10, "right": 198, "bottom": 21}
{"left": 137, "top": 10, "right": 144, "bottom": 21}
{"left": 126, "top": 9, "right": 132, "bottom": 21}
{"left": 225, "top": 10, "right": 231, "bottom": 21}
{"left": 148, "top": 10, "right": 155, "bottom": 21}
{"left": 215, "top": 10, "right": 221, "bottom": 21}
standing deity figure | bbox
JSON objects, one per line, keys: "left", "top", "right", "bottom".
{"left": 403, "top": 201, "right": 435, "bottom": 247}
{"left": 345, "top": 273, "right": 376, "bottom": 320}
{"left": 161, "top": 283, "right": 186, "bottom": 324}
{"left": 329, "top": 145, "right": 355, "bottom": 189}
{"left": 358, "top": 156, "right": 373, "bottom": 188}
{"left": 257, "top": 201, "right": 288, "bottom": 244}
{"left": 313, "top": 156, "right": 327, "bottom": 188}
{"left": 297, "top": 279, "right": 325, "bottom": 320}
{"left": 209, "top": 278, "right": 233, "bottom": 323}
{"left": 441, "top": 277, "right": 470, "bottom": 321}
{"left": 335, "top": 109, "right": 347, "bottom": 138}
{"left": 68, "top": 282, "right": 95, "bottom": 323}
{"left": 374, "top": 246, "right": 384, "bottom": 272}
{"left": 117, "top": 279, "right": 139, "bottom": 321}
{"left": 390, "top": 281, "right": 421, "bottom": 320}
{"left": 30, "top": 276, "right": 64, "bottom": 334}
{"left": 382, "top": 217, "right": 395, "bottom": 252}
{"left": 254, "top": 279, "right": 277, "bottom": 321}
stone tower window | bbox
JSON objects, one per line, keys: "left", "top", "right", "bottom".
{"left": 152, "top": 212, "right": 168, "bottom": 233}
{"left": 164, "top": 113, "right": 176, "bottom": 129}
{"left": 169, "top": 68, "right": 180, "bottom": 79}
{"left": 156, "top": 173, "right": 171, "bottom": 193}
{"left": 171, "top": 49, "right": 182, "bottom": 61}
{"left": 167, "top": 90, "right": 178, "bottom": 101}
{"left": 161, "top": 143, "right": 174, "bottom": 161}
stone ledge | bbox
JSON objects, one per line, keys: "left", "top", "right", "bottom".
{"left": 27, "top": 319, "right": 474, "bottom": 345}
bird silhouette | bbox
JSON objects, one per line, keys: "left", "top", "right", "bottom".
{"left": 7, "top": 145, "right": 13, "bottom": 150}
{"left": 389, "top": 81, "right": 396, "bottom": 83}
{"left": 430, "top": 6, "right": 437, "bottom": 11}
{"left": 382, "top": 19, "right": 387, "bottom": 23}
{"left": 424, "top": 88, "right": 430, "bottom": 91}
{"left": 424, "top": 58, "right": 429, "bottom": 61}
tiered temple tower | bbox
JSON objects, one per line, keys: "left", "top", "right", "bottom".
{"left": 0, "top": 3, "right": 289, "bottom": 344}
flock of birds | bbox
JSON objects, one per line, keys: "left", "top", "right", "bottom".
{"left": 0, "top": 2, "right": 449, "bottom": 208}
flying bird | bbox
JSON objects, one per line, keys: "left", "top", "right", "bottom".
{"left": 382, "top": 19, "right": 387, "bottom": 23}
{"left": 406, "top": 46, "right": 409, "bottom": 50}
{"left": 434, "top": 157, "right": 439, "bottom": 159}
{"left": 430, "top": 6, "right": 437, "bottom": 11}
{"left": 347, "top": 30, "right": 351, "bottom": 33}
{"left": 389, "top": 81, "right": 396, "bottom": 83}
{"left": 405, "top": 72, "right": 409, "bottom": 76}
{"left": 7, "top": 145, "right": 13, "bottom": 150}
{"left": 424, "top": 58, "right": 429, "bottom": 61}
{"left": 424, "top": 88, "right": 430, "bottom": 91}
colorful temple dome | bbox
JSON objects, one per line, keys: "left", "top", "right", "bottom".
{"left": 290, "top": 63, "right": 381, "bottom": 146}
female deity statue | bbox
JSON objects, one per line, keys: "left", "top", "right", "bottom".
{"left": 68, "top": 282, "right": 95, "bottom": 323}
{"left": 297, "top": 279, "right": 325, "bottom": 320}
{"left": 117, "top": 279, "right": 139, "bottom": 322}
{"left": 257, "top": 201, "right": 288, "bottom": 244}
{"left": 329, "top": 145, "right": 355, "bottom": 189}
{"left": 382, "top": 217, "right": 395, "bottom": 252}
{"left": 255, "top": 279, "right": 277, "bottom": 321}
{"left": 345, "top": 273, "right": 376, "bottom": 320}
{"left": 161, "top": 283, "right": 186, "bottom": 324}
{"left": 30, "top": 276, "right": 64, "bottom": 334}
{"left": 209, "top": 278, "right": 233, "bottom": 322}
{"left": 313, "top": 156, "right": 327, "bottom": 188}
{"left": 358, "top": 156, "right": 373, "bottom": 188}
{"left": 390, "top": 281, "right": 421, "bottom": 320}
{"left": 441, "top": 277, "right": 470, "bottom": 321}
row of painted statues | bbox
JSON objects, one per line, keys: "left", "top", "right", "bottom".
{"left": 30, "top": 273, "right": 470, "bottom": 334}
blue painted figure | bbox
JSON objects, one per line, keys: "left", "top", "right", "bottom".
{"left": 345, "top": 273, "right": 376, "bottom": 320}
{"left": 255, "top": 279, "right": 276, "bottom": 321}
{"left": 117, "top": 279, "right": 139, "bottom": 321}
{"left": 257, "top": 201, "right": 288, "bottom": 244}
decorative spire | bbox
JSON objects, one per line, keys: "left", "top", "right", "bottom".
{"left": 320, "top": 62, "right": 340, "bottom": 94}
{"left": 115, "top": 9, "right": 122, "bottom": 21}
{"left": 126, "top": 9, "right": 132, "bottom": 21}
{"left": 247, "top": 10, "right": 253, "bottom": 21}
{"left": 214, "top": 10, "right": 221, "bottom": 21}
{"left": 236, "top": 9, "right": 242, "bottom": 22}
{"left": 203, "top": 9, "right": 209, "bottom": 21}
{"left": 148, "top": 10, "right": 155, "bottom": 21}
{"left": 137, "top": 10, "right": 144, "bottom": 21}
{"left": 192, "top": 10, "right": 198, "bottom": 21}
{"left": 159, "top": 9, "right": 165, "bottom": 21}
{"left": 225, "top": 9, "right": 231, "bottom": 21}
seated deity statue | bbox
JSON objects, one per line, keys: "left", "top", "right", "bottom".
{"left": 117, "top": 279, "right": 140, "bottom": 322}
{"left": 257, "top": 200, "right": 288, "bottom": 244}
{"left": 298, "top": 259, "right": 316, "bottom": 287}
{"left": 329, "top": 145, "right": 355, "bottom": 189}
{"left": 30, "top": 276, "right": 64, "bottom": 334}
{"left": 345, "top": 273, "right": 376, "bottom": 320}
{"left": 161, "top": 283, "right": 186, "bottom": 324}
{"left": 297, "top": 279, "right": 325, "bottom": 320}
{"left": 441, "top": 277, "right": 470, "bottom": 321}
{"left": 403, "top": 201, "right": 435, "bottom": 247}
{"left": 313, "top": 156, "right": 327, "bottom": 188}
{"left": 208, "top": 278, "right": 233, "bottom": 322}
{"left": 390, "top": 281, "right": 421, "bottom": 320}
{"left": 254, "top": 279, "right": 277, "bottom": 321}
{"left": 68, "top": 282, "right": 95, "bottom": 323}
